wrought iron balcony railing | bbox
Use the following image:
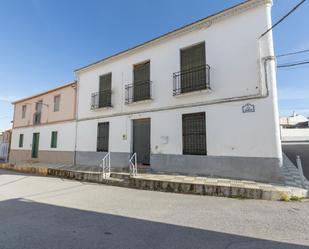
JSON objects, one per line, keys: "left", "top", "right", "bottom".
{"left": 91, "top": 90, "right": 112, "bottom": 110}
{"left": 173, "top": 64, "right": 210, "bottom": 96}
{"left": 125, "top": 80, "right": 152, "bottom": 104}
{"left": 33, "top": 112, "right": 41, "bottom": 125}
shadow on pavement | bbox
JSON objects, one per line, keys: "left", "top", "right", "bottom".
{"left": 0, "top": 198, "right": 308, "bottom": 249}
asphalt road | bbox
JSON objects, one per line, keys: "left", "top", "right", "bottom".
{"left": 283, "top": 143, "right": 309, "bottom": 180}
{"left": 0, "top": 169, "right": 308, "bottom": 249}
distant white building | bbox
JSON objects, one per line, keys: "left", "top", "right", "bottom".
{"left": 0, "top": 130, "right": 11, "bottom": 162}
{"left": 280, "top": 112, "right": 309, "bottom": 128}
{"left": 73, "top": 0, "right": 283, "bottom": 183}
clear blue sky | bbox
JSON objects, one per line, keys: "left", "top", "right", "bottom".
{"left": 0, "top": 0, "right": 308, "bottom": 131}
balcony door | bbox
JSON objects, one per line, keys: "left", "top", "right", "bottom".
{"left": 34, "top": 100, "right": 42, "bottom": 124}
{"left": 180, "top": 42, "right": 206, "bottom": 93}
{"left": 99, "top": 73, "right": 112, "bottom": 108}
{"left": 35, "top": 100, "right": 42, "bottom": 112}
{"left": 133, "top": 61, "right": 150, "bottom": 102}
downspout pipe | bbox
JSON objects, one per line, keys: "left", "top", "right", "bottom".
{"left": 73, "top": 78, "right": 79, "bottom": 166}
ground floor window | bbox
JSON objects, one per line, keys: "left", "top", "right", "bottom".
{"left": 97, "top": 122, "right": 109, "bottom": 152}
{"left": 50, "top": 131, "right": 58, "bottom": 148}
{"left": 18, "top": 134, "right": 24, "bottom": 148}
{"left": 182, "top": 112, "right": 206, "bottom": 155}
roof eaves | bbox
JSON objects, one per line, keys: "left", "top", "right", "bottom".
{"left": 12, "top": 81, "right": 77, "bottom": 105}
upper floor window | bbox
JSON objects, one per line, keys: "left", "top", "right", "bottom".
{"left": 99, "top": 73, "right": 112, "bottom": 108}
{"left": 35, "top": 100, "right": 43, "bottom": 112}
{"left": 22, "top": 105, "right": 27, "bottom": 119}
{"left": 125, "top": 60, "right": 152, "bottom": 104}
{"left": 33, "top": 100, "right": 43, "bottom": 125}
{"left": 173, "top": 42, "right": 210, "bottom": 95}
{"left": 54, "top": 95, "right": 61, "bottom": 112}
{"left": 91, "top": 73, "right": 112, "bottom": 110}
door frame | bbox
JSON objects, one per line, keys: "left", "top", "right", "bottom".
{"left": 31, "top": 132, "right": 40, "bottom": 158}
{"left": 131, "top": 117, "right": 151, "bottom": 165}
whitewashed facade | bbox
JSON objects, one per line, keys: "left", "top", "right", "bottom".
{"left": 74, "top": 0, "right": 283, "bottom": 182}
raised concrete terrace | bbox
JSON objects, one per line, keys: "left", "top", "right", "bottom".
{"left": 0, "top": 154, "right": 308, "bottom": 201}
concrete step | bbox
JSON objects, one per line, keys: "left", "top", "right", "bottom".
{"left": 103, "top": 177, "right": 130, "bottom": 187}
{"left": 110, "top": 172, "right": 130, "bottom": 180}
{"left": 112, "top": 166, "right": 152, "bottom": 174}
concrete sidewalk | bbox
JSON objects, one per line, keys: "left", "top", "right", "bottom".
{"left": 1, "top": 160, "right": 308, "bottom": 201}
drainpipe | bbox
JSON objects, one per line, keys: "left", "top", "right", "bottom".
{"left": 257, "top": 1, "right": 282, "bottom": 165}
{"left": 73, "top": 79, "right": 79, "bottom": 166}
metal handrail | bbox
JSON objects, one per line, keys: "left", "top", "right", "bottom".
{"left": 125, "top": 80, "right": 152, "bottom": 104}
{"left": 173, "top": 64, "right": 210, "bottom": 96}
{"left": 296, "top": 155, "right": 306, "bottom": 188}
{"left": 91, "top": 89, "right": 112, "bottom": 110}
{"left": 101, "top": 152, "right": 111, "bottom": 179}
{"left": 129, "top": 153, "right": 137, "bottom": 176}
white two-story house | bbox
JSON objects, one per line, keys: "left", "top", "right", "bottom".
{"left": 74, "top": 0, "right": 283, "bottom": 183}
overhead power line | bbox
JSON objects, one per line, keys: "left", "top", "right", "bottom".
{"left": 277, "top": 60, "right": 309, "bottom": 68}
{"left": 276, "top": 49, "right": 309, "bottom": 58}
{"left": 259, "top": 0, "right": 306, "bottom": 38}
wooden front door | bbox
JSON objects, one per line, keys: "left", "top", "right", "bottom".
{"left": 133, "top": 118, "right": 151, "bottom": 165}
{"left": 31, "top": 133, "right": 40, "bottom": 158}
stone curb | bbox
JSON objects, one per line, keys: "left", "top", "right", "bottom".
{"left": 0, "top": 163, "right": 126, "bottom": 187}
{"left": 0, "top": 163, "right": 49, "bottom": 176}
{"left": 130, "top": 177, "right": 307, "bottom": 201}
{"left": 0, "top": 163, "right": 307, "bottom": 201}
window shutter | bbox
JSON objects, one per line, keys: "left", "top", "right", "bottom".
{"left": 181, "top": 42, "right": 205, "bottom": 70}
{"left": 133, "top": 61, "right": 150, "bottom": 101}
{"left": 22, "top": 105, "right": 27, "bottom": 119}
{"left": 134, "top": 61, "right": 150, "bottom": 84}
{"left": 99, "top": 73, "right": 112, "bottom": 108}
{"left": 36, "top": 101, "right": 43, "bottom": 112}
{"left": 99, "top": 73, "right": 112, "bottom": 91}
{"left": 180, "top": 43, "right": 206, "bottom": 93}
{"left": 54, "top": 96, "right": 61, "bottom": 112}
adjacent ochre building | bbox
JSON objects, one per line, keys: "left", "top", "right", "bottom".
{"left": 10, "top": 82, "right": 77, "bottom": 164}
{"left": 10, "top": 0, "right": 284, "bottom": 183}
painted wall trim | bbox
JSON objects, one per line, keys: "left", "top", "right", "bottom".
{"left": 13, "top": 118, "right": 76, "bottom": 129}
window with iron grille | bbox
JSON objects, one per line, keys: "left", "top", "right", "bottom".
{"left": 50, "top": 131, "right": 58, "bottom": 148}
{"left": 97, "top": 122, "right": 109, "bottom": 152}
{"left": 19, "top": 134, "right": 24, "bottom": 148}
{"left": 180, "top": 42, "right": 207, "bottom": 93}
{"left": 182, "top": 112, "right": 206, "bottom": 155}
{"left": 99, "top": 73, "right": 112, "bottom": 108}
